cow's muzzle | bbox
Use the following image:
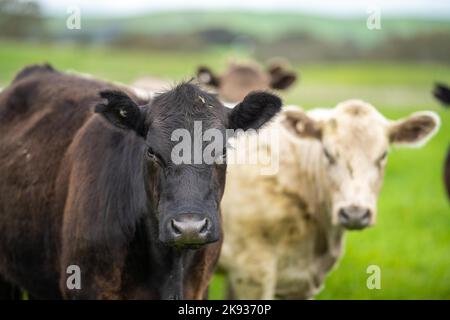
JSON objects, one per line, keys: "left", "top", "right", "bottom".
{"left": 162, "top": 213, "right": 217, "bottom": 248}
{"left": 338, "top": 205, "right": 372, "bottom": 230}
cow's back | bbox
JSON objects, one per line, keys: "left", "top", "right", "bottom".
{"left": 0, "top": 65, "right": 125, "bottom": 297}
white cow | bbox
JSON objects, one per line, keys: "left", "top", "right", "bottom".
{"left": 220, "top": 100, "right": 440, "bottom": 299}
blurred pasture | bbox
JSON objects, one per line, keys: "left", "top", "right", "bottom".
{"left": 0, "top": 42, "right": 448, "bottom": 299}
{"left": 0, "top": 0, "right": 449, "bottom": 299}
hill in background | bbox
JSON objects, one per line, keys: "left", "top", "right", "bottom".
{"left": 2, "top": 2, "right": 450, "bottom": 62}
{"left": 44, "top": 11, "right": 450, "bottom": 45}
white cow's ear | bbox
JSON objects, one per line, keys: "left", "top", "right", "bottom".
{"left": 388, "top": 111, "right": 440, "bottom": 147}
{"left": 280, "top": 107, "right": 322, "bottom": 140}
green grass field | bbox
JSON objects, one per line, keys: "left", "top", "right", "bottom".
{"left": 1, "top": 41, "right": 449, "bottom": 299}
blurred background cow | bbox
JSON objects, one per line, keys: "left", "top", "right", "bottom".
{"left": 433, "top": 83, "right": 450, "bottom": 199}
{"left": 196, "top": 59, "right": 297, "bottom": 103}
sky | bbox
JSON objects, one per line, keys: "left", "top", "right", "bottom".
{"left": 36, "top": 0, "right": 450, "bottom": 18}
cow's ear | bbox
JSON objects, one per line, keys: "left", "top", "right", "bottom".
{"left": 388, "top": 111, "right": 440, "bottom": 147}
{"left": 228, "top": 91, "right": 282, "bottom": 131}
{"left": 268, "top": 63, "right": 297, "bottom": 90}
{"left": 433, "top": 83, "right": 450, "bottom": 106}
{"left": 280, "top": 107, "right": 322, "bottom": 140}
{"left": 95, "top": 90, "right": 147, "bottom": 137}
{"left": 197, "top": 66, "right": 221, "bottom": 88}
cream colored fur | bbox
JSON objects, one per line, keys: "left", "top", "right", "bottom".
{"left": 220, "top": 100, "right": 440, "bottom": 299}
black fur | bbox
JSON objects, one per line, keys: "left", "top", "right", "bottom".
{"left": 433, "top": 83, "right": 449, "bottom": 199}
{"left": 96, "top": 90, "right": 147, "bottom": 137}
{"left": 445, "top": 146, "right": 450, "bottom": 200}
{"left": 228, "top": 91, "right": 282, "bottom": 130}
{"left": 0, "top": 65, "right": 283, "bottom": 300}
{"left": 433, "top": 83, "right": 450, "bottom": 106}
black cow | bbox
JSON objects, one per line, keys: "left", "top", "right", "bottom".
{"left": 0, "top": 64, "right": 282, "bottom": 299}
{"left": 433, "top": 83, "right": 450, "bottom": 199}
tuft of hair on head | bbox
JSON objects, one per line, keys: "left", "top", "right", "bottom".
{"left": 336, "top": 99, "right": 377, "bottom": 117}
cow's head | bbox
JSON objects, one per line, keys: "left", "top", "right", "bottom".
{"left": 280, "top": 100, "right": 440, "bottom": 230}
{"left": 197, "top": 61, "right": 297, "bottom": 103}
{"left": 96, "top": 83, "right": 282, "bottom": 247}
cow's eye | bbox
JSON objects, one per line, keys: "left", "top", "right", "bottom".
{"left": 323, "top": 148, "right": 336, "bottom": 165}
{"left": 146, "top": 148, "right": 161, "bottom": 164}
{"left": 376, "top": 150, "right": 388, "bottom": 165}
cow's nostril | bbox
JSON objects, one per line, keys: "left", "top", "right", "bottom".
{"left": 338, "top": 206, "right": 372, "bottom": 230}
{"left": 171, "top": 219, "right": 182, "bottom": 235}
{"left": 338, "top": 208, "right": 349, "bottom": 221}
{"left": 362, "top": 210, "right": 371, "bottom": 219}
{"left": 199, "top": 218, "right": 209, "bottom": 235}
{"left": 361, "top": 209, "right": 371, "bottom": 225}
{"left": 169, "top": 216, "right": 210, "bottom": 239}
{"left": 164, "top": 215, "right": 218, "bottom": 247}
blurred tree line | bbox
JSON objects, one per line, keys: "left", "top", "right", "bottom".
{"left": 111, "top": 29, "right": 450, "bottom": 63}
{"left": 0, "top": 0, "right": 449, "bottom": 63}
{"left": 253, "top": 31, "right": 450, "bottom": 63}
{"left": 0, "top": 0, "right": 45, "bottom": 39}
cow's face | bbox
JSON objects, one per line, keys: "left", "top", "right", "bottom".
{"left": 197, "top": 61, "right": 297, "bottom": 103}
{"left": 281, "top": 100, "right": 440, "bottom": 230}
{"left": 96, "top": 84, "right": 282, "bottom": 248}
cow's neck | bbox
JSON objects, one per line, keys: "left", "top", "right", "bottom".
{"left": 159, "top": 250, "right": 185, "bottom": 299}
{"left": 141, "top": 204, "right": 188, "bottom": 300}
{"left": 277, "top": 131, "right": 331, "bottom": 217}
{"left": 276, "top": 130, "right": 345, "bottom": 266}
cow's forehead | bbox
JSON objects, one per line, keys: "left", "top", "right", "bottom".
{"left": 148, "top": 83, "right": 228, "bottom": 126}
{"left": 323, "top": 100, "right": 389, "bottom": 154}
{"left": 225, "top": 64, "right": 268, "bottom": 82}
{"left": 335, "top": 100, "right": 386, "bottom": 120}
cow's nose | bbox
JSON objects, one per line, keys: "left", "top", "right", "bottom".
{"left": 338, "top": 206, "right": 371, "bottom": 230}
{"left": 169, "top": 215, "right": 210, "bottom": 246}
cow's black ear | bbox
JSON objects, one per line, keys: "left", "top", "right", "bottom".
{"left": 433, "top": 83, "right": 450, "bottom": 106}
{"left": 95, "top": 90, "right": 147, "bottom": 137}
{"left": 228, "top": 91, "right": 282, "bottom": 131}
{"left": 197, "top": 66, "right": 221, "bottom": 88}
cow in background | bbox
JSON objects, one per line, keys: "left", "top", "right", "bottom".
{"left": 220, "top": 100, "right": 440, "bottom": 299}
{"left": 197, "top": 60, "right": 297, "bottom": 104}
{"left": 130, "top": 76, "right": 171, "bottom": 94}
{"left": 434, "top": 83, "right": 450, "bottom": 106}
{"left": 433, "top": 83, "right": 450, "bottom": 199}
